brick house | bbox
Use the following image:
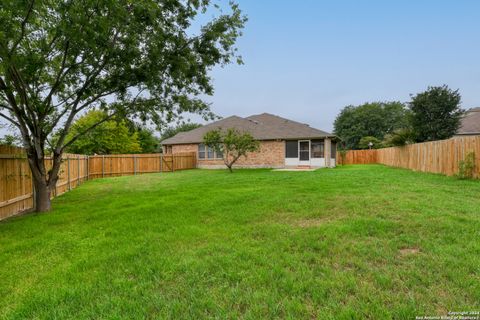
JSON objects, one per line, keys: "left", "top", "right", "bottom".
{"left": 161, "top": 113, "right": 338, "bottom": 169}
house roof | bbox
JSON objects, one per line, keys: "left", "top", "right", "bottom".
{"left": 161, "top": 113, "right": 335, "bottom": 145}
{"left": 457, "top": 107, "right": 480, "bottom": 135}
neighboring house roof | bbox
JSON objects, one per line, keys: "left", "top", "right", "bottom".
{"left": 161, "top": 113, "right": 335, "bottom": 145}
{"left": 457, "top": 107, "right": 480, "bottom": 135}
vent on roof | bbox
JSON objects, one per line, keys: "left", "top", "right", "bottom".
{"left": 248, "top": 119, "right": 259, "bottom": 124}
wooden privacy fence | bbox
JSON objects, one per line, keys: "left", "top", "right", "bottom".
{"left": 337, "top": 136, "right": 480, "bottom": 178}
{"left": 336, "top": 149, "right": 378, "bottom": 165}
{"left": 0, "top": 146, "right": 196, "bottom": 220}
{"left": 87, "top": 153, "right": 196, "bottom": 179}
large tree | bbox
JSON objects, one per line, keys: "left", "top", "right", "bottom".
{"left": 333, "top": 102, "right": 409, "bottom": 149}
{"left": 0, "top": 1, "right": 245, "bottom": 211}
{"left": 409, "top": 85, "right": 464, "bottom": 142}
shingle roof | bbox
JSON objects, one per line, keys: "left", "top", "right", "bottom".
{"left": 457, "top": 107, "right": 480, "bottom": 135}
{"left": 161, "top": 113, "right": 335, "bottom": 145}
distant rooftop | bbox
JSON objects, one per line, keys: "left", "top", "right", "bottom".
{"left": 161, "top": 113, "right": 335, "bottom": 145}
{"left": 457, "top": 107, "right": 480, "bottom": 135}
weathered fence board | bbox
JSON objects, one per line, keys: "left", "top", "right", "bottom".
{"left": 0, "top": 147, "right": 195, "bottom": 220}
{"left": 337, "top": 136, "right": 480, "bottom": 178}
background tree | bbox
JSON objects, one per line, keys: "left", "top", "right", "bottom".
{"left": 136, "top": 127, "right": 160, "bottom": 153}
{"left": 382, "top": 128, "right": 416, "bottom": 147}
{"left": 62, "top": 110, "right": 141, "bottom": 155}
{"left": 203, "top": 128, "right": 259, "bottom": 173}
{"left": 0, "top": 1, "right": 245, "bottom": 211}
{"left": 358, "top": 136, "right": 382, "bottom": 149}
{"left": 333, "top": 102, "right": 409, "bottom": 149}
{"left": 409, "top": 85, "right": 464, "bottom": 142}
{"left": 160, "top": 123, "right": 203, "bottom": 142}
{"left": 124, "top": 120, "right": 160, "bottom": 153}
{"left": 0, "top": 134, "right": 21, "bottom": 147}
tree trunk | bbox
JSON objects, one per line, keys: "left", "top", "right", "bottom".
{"left": 227, "top": 164, "right": 233, "bottom": 173}
{"left": 33, "top": 179, "right": 52, "bottom": 212}
{"left": 26, "top": 145, "right": 62, "bottom": 213}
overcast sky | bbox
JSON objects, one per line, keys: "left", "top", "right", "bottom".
{"left": 2, "top": 0, "right": 480, "bottom": 137}
{"left": 195, "top": 0, "right": 480, "bottom": 132}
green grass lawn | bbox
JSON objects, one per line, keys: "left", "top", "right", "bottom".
{"left": 1, "top": 165, "right": 479, "bottom": 319}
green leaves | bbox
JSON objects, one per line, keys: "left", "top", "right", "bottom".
{"left": 334, "top": 102, "right": 409, "bottom": 149}
{"left": 0, "top": 0, "right": 246, "bottom": 143}
{"left": 358, "top": 136, "right": 382, "bottom": 150}
{"left": 334, "top": 86, "right": 465, "bottom": 150}
{"left": 62, "top": 110, "right": 142, "bottom": 155}
{"left": 409, "top": 85, "right": 464, "bottom": 142}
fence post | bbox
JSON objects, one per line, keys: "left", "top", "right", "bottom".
{"left": 172, "top": 154, "right": 175, "bottom": 172}
{"left": 67, "top": 157, "right": 71, "bottom": 191}
{"left": 134, "top": 154, "right": 137, "bottom": 175}
{"left": 77, "top": 155, "right": 81, "bottom": 186}
{"left": 102, "top": 155, "right": 105, "bottom": 178}
{"left": 86, "top": 156, "right": 89, "bottom": 180}
{"left": 160, "top": 154, "right": 163, "bottom": 172}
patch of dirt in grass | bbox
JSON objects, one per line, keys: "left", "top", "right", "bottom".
{"left": 398, "top": 247, "right": 420, "bottom": 256}
{"left": 260, "top": 212, "right": 345, "bottom": 229}
{"left": 294, "top": 217, "right": 333, "bottom": 228}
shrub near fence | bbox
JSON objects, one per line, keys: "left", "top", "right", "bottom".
{"left": 337, "top": 136, "right": 480, "bottom": 178}
{"left": 0, "top": 146, "right": 196, "bottom": 220}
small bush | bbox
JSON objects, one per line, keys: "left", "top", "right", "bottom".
{"left": 358, "top": 136, "right": 382, "bottom": 149}
{"left": 457, "top": 152, "right": 476, "bottom": 179}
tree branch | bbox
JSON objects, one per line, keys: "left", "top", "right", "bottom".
{"left": 0, "top": 102, "right": 14, "bottom": 112}
{"left": 43, "top": 40, "right": 71, "bottom": 107}
{"left": 9, "top": 0, "right": 35, "bottom": 55}
{"left": 60, "top": 88, "right": 145, "bottom": 152}
{"left": 0, "top": 112, "right": 20, "bottom": 128}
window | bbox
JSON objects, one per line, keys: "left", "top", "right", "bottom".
{"left": 285, "top": 140, "right": 298, "bottom": 158}
{"left": 198, "top": 144, "right": 206, "bottom": 159}
{"left": 311, "top": 140, "right": 324, "bottom": 158}
{"left": 207, "top": 146, "right": 215, "bottom": 159}
{"left": 216, "top": 147, "right": 223, "bottom": 159}
{"left": 199, "top": 143, "right": 223, "bottom": 159}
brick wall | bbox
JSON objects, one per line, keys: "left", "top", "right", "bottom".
{"left": 168, "top": 140, "right": 285, "bottom": 168}
{"left": 171, "top": 144, "right": 197, "bottom": 154}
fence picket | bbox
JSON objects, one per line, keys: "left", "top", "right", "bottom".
{"left": 338, "top": 136, "right": 480, "bottom": 178}
{"left": 0, "top": 148, "right": 196, "bottom": 221}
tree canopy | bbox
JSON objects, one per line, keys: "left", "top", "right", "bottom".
{"left": 333, "top": 102, "right": 409, "bottom": 149}
{"left": 409, "top": 85, "right": 464, "bottom": 142}
{"left": 62, "top": 110, "right": 141, "bottom": 155}
{"left": 136, "top": 127, "right": 160, "bottom": 153}
{"left": 0, "top": 0, "right": 246, "bottom": 211}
